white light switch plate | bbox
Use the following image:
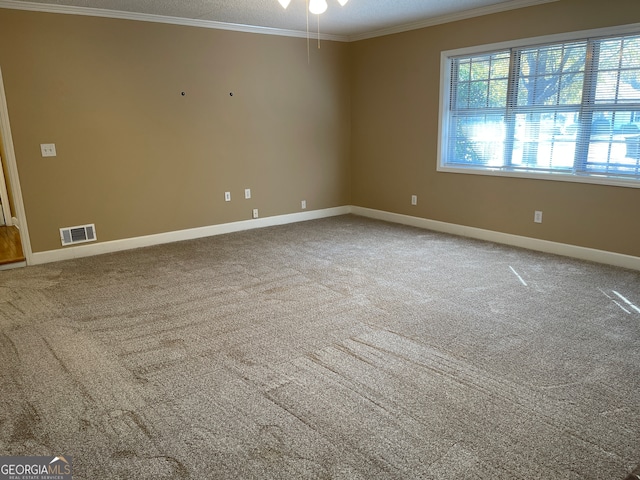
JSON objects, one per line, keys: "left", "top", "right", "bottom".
{"left": 534, "top": 210, "right": 543, "bottom": 223}
{"left": 40, "top": 143, "right": 57, "bottom": 157}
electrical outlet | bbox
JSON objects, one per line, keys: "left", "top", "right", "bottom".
{"left": 245, "top": 188, "right": 251, "bottom": 199}
{"left": 252, "top": 208, "right": 259, "bottom": 219}
{"left": 301, "top": 200, "right": 306, "bottom": 209}
{"left": 534, "top": 210, "right": 543, "bottom": 223}
{"left": 40, "top": 143, "right": 57, "bottom": 157}
{"left": 411, "top": 195, "right": 418, "bottom": 206}
{"left": 224, "top": 192, "right": 231, "bottom": 202}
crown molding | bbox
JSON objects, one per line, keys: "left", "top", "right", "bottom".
{"left": 0, "top": 0, "right": 350, "bottom": 42}
{"left": 347, "top": 0, "right": 561, "bottom": 42}
{"left": 0, "top": 0, "right": 562, "bottom": 43}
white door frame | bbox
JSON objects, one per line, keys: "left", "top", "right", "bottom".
{"left": 0, "top": 165, "right": 8, "bottom": 227}
{"left": 0, "top": 151, "right": 12, "bottom": 226}
{"left": 0, "top": 66, "right": 32, "bottom": 264}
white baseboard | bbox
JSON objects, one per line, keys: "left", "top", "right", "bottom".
{"left": 0, "top": 260, "right": 26, "bottom": 271}
{"left": 351, "top": 206, "right": 640, "bottom": 271}
{"left": 28, "top": 205, "right": 640, "bottom": 271}
{"left": 31, "top": 206, "right": 350, "bottom": 265}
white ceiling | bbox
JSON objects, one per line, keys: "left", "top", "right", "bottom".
{"left": 2, "top": 0, "right": 559, "bottom": 41}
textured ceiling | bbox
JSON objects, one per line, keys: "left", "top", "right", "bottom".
{"left": 2, "top": 0, "right": 559, "bottom": 40}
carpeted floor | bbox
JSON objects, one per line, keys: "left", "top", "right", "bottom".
{"left": 0, "top": 215, "right": 639, "bottom": 479}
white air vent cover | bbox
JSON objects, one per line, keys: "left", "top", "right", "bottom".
{"left": 60, "top": 224, "right": 97, "bottom": 246}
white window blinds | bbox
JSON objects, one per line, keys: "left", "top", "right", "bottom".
{"left": 441, "top": 30, "right": 640, "bottom": 185}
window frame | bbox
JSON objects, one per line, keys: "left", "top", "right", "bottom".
{"left": 437, "top": 22, "right": 640, "bottom": 189}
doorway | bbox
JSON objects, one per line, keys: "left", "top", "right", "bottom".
{"left": 0, "top": 151, "right": 23, "bottom": 266}
{"left": 0, "top": 225, "right": 24, "bottom": 265}
{"left": 0, "top": 66, "right": 31, "bottom": 267}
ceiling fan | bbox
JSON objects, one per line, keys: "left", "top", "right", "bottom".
{"left": 278, "top": 0, "right": 349, "bottom": 15}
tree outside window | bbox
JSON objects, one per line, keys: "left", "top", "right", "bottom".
{"left": 443, "top": 30, "right": 640, "bottom": 184}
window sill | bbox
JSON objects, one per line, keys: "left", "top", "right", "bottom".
{"left": 436, "top": 164, "right": 640, "bottom": 189}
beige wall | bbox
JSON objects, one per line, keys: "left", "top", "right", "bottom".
{"left": 1, "top": 0, "right": 639, "bottom": 259}
{"left": 351, "top": 0, "right": 640, "bottom": 257}
{"left": 0, "top": 9, "right": 351, "bottom": 253}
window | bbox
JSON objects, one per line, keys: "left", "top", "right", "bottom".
{"left": 438, "top": 25, "right": 640, "bottom": 187}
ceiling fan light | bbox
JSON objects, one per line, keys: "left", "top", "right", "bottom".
{"left": 337, "top": 0, "right": 348, "bottom": 5}
{"left": 309, "top": 0, "right": 328, "bottom": 15}
{"left": 278, "top": 0, "right": 291, "bottom": 8}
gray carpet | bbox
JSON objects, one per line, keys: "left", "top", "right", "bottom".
{"left": 0, "top": 214, "right": 638, "bottom": 479}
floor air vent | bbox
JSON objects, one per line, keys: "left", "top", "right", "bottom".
{"left": 60, "top": 224, "right": 97, "bottom": 246}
